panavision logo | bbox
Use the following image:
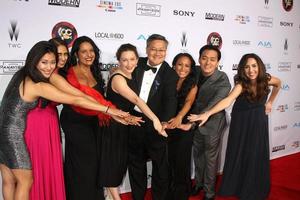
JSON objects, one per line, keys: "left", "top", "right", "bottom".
{"left": 0, "top": 60, "right": 24, "bottom": 75}
{"left": 97, "top": 1, "right": 123, "bottom": 12}
{"left": 48, "top": 0, "right": 80, "bottom": 7}
{"left": 294, "top": 102, "right": 300, "bottom": 111}
{"left": 278, "top": 62, "right": 291, "bottom": 72}
{"left": 272, "top": 145, "right": 285, "bottom": 152}
{"left": 136, "top": 3, "right": 161, "bottom": 17}
{"left": 257, "top": 16, "right": 273, "bottom": 27}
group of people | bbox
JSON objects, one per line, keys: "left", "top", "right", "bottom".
{"left": 0, "top": 33, "right": 281, "bottom": 200}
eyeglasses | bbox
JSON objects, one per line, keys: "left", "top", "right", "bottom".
{"left": 148, "top": 48, "right": 167, "bottom": 54}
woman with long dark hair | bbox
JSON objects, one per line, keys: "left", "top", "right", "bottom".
{"left": 189, "top": 53, "right": 281, "bottom": 200}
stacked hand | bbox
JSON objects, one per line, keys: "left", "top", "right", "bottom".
{"left": 187, "top": 112, "right": 209, "bottom": 127}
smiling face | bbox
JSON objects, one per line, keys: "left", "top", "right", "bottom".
{"left": 244, "top": 57, "right": 259, "bottom": 81}
{"left": 76, "top": 42, "right": 95, "bottom": 67}
{"left": 119, "top": 50, "right": 138, "bottom": 75}
{"left": 146, "top": 39, "right": 167, "bottom": 66}
{"left": 174, "top": 56, "right": 192, "bottom": 79}
{"left": 57, "top": 45, "right": 68, "bottom": 68}
{"left": 36, "top": 52, "right": 56, "bottom": 78}
{"left": 199, "top": 49, "right": 219, "bottom": 77}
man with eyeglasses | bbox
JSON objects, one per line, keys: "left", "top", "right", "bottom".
{"left": 128, "top": 34, "right": 178, "bottom": 200}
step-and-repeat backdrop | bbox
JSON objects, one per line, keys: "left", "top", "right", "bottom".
{"left": 1, "top": 0, "right": 300, "bottom": 195}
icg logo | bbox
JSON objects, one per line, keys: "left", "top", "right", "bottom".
{"left": 207, "top": 32, "right": 222, "bottom": 49}
{"left": 51, "top": 21, "right": 78, "bottom": 48}
{"left": 282, "top": 0, "right": 293, "bottom": 12}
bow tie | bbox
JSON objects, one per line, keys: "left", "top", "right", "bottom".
{"left": 144, "top": 65, "right": 157, "bottom": 73}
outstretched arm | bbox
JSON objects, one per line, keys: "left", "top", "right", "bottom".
{"left": 265, "top": 75, "right": 281, "bottom": 114}
{"left": 168, "top": 85, "right": 198, "bottom": 129}
{"left": 111, "top": 74, "right": 167, "bottom": 137}
{"left": 188, "top": 84, "right": 242, "bottom": 126}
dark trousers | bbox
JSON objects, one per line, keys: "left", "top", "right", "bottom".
{"left": 193, "top": 130, "right": 222, "bottom": 198}
{"left": 128, "top": 121, "right": 169, "bottom": 200}
{"left": 167, "top": 129, "right": 193, "bottom": 200}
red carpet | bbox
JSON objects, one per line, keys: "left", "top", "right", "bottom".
{"left": 120, "top": 152, "right": 300, "bottom": 200}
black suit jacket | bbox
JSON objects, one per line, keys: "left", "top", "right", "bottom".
{"left": 132, "top": 57, "right": 178, "bottom": 122}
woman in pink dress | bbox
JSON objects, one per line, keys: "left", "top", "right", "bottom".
{"left": 24, "top": 38, "right": 69, "bottom": 200}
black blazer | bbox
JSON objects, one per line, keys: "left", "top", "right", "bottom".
{"left": 132, "top": 57, "right": 178, "bottom": 122}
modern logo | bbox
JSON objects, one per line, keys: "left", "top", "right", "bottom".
{"left": 232, "top": 64, "right": 238, "bottom": 70}
{"left": 94, "top": 32, "right": 124, "bottom": 40}
{"left": 294, "top": 102, "right": 300, "bottom": 111}
{"left": 235, "top": 15, "right": 250, "bottom": 24}
{"left": 0, "top": 60, "right": 24, "bottom": 75}
{"left": 274, "top": 125, "right": 288, "bottom": 131}
{"left": 280, "top": 21, "right": 293, "bottom": 27}
{"left": 97, "top": 1, "right": 123, "bottom": 12}
{"left": 137, "top": 34, "right": 148, "bottom": 40}
{"left": 281, "top": 84, "right": 290, "bottom": 91}
{"left": 258, "top": 41, "right": 272, "bottom": 48}
{"left": 51, "top": 21, "right": 77, "bottom": 48}
{"left": 276, "top": 104, "right": 288, "bottom": 112}
{"left": 278, "top": 62, "right": 291, "bottom": 72}
{"left": 282, "top": 0, "right": 293, "bottom": 12}
{"left": 8, "top": 21, "right": 21, "bottom": 48}
{"left": 173, "top": 10, "right": 195, "bottom": 17}
{"left": 48, "top": 0, "right": 80, "bottom": 7}
{"left": 207, "top": 32, "right": 222, "bottom": 49}
{"left": 205, "top": 12, "right": 225, "bottom": 21}
{"left": 181, "top": 32, "right": 187, "bottom": 47}
{"left": 136, "top": 3, "right": 161, "bottom": 17}
{"left": 233, "top": 40, "right": 251, "bottom": 46}
{"left": 272, "top": 145, "right": 285, "bottom": 152}
{"left": 257, "top": 16, "right": 273, "bottom": 27}
{"left": 100, "top": 63, "right": 118, "bottom": 71}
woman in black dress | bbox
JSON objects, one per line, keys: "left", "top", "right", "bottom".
{"left": 166, "top": 53, "right": 198, "bottom": 200}
{"left": 98, "top": 43, "right": 165, "bottom": 200}
{"left": 189, "top": 53, "right": 281, "bottom": 200}
{"left": 60, "top": 36, "right": 128, "bottom": 200}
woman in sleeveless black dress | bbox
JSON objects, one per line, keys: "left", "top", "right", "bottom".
{"left": 188, "top": 53, "right": 281, "bottom": 200}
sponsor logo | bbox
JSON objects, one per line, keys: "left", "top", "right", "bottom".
{"left": 281, "top": 84, "right": 290, "bottom": 91}
{"left": 274, "top": 125, "right": 288, "bottom": 131}
{"left": 280, "top": 21, "right": 293, "bottom": 27}
{"left": 218, "top": 64, "right": 223, "bottom": 70}
{"left": 276, "top": 104, "right": 288, "bottom": 112}
{"left": 207, "top": 32, "right": 222, "bottom": 49}
{"left": 235, "top": 15, "right": 250, "bottom": 24}
{"left": 0, "top": 60, "right": 24, "bottom": 75}
{"left": 48, "top": 0, "right": 80, "bottom": 7}
{"left": 136, "top": 3, "right": 161, "bottom": 17}
{"left": 258, "top": 41, "right": 272, "bottom": 48}
{"left": 94, "top": 32, "right": 124, "bottom": 40}
{"left": 173, "top": 10, "right": 195, "bottom": 17}
{"left": 232, "top": 64, "right": 238, "bottom": 70}
{"left": 294, "top": 102, "right": 300, "bottom": 111}
{"left": 100, "top": 63, "right": 118, "bottom": 71}
{"left": 137, "top": 34, "right": 149, "bottom": 40}
{"left": 293, "top": 122, "right": 300, "bottom": 128}
{"left": 278, "top": 62, "right": 291, "bottom": 72}
{"left": 272, "top": 145, "right": 285, "bottom": 152}
{"left": 181, "top": 32, "right": 187, "bottom": 47}
{"left": 291, "top": 141, "right": 300, "bottom": 148}
{"left": 265, "top": 63, "right": 271, "bottom": 70}
{"left": 282, "top": 0, "right": 293, "bottom": 12}
{"left": 258, "top": 16, "right": 273, "bottom": 27}
{"left": 8, "top": 20, "right": 21, "bottom": 48}
{"left": 264, "top": 0, "right": 270, "bottom": 9}
{"left": 51, "top": 21, "right": 77, "bottom": 48}
{"left": 233, "top": 40, "right": 251, "bottom": 46}
{"left": 13, "top": 0, "right": 29, "bottom": 1}
{"left": 297, "top": 64, "right": 300, "bottom": 69}
{"left": 205, "top": 12, "right": 225, "bottom": 21}
{"left": 97, "top": 1, "right": 123, "bottom": 12}
{"left": 283, "top": 38, "right": 288, "bottom": 55}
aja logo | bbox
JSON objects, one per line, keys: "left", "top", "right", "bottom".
{"left": 258, "top": 41, "right": 272, "bottom": 48}
{"left": 281, "top": 84, "right": 290, "bottom": 91}
{"left": 293, "top": 122, "right": 300, "bottom": 128}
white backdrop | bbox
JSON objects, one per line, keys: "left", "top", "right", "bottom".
{"left": 1, "top": 0, "right": 300, "bottom": 196}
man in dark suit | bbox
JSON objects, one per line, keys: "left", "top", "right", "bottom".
{"left": 128, "top": 34, "right": 178, "bottom": 200}
{"left": 189, "top": 45, "right": 231, "bottom": 200}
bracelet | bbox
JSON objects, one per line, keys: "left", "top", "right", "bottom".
{"left": 105, "top": 106, "right": 110, "bottom": 113}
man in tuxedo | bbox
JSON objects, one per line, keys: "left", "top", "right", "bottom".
{"left": 128, "top": 34, "right": 178, "bottom": 200}
{"left": 189, "top": 45, "right": 231, "bottom": 200}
